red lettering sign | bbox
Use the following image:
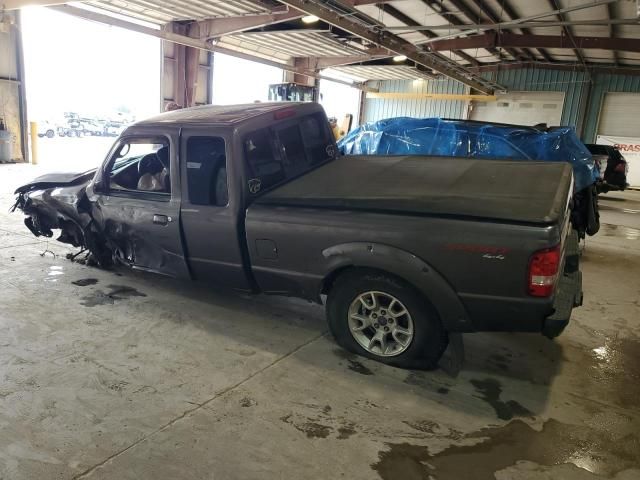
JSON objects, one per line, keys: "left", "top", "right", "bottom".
{"left": 614, "top": 143, "right": 640, "bottom": 152}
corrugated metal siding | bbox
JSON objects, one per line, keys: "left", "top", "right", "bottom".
{"left": 363, "top": 67, "right": 640, "bottom": 143}
{"left": 583, "top": 73, "right": 640, "bottom": 142}
{"left": 484, "top": 67, "right": 588, "bottom": 127}
{"left": 363, "top": 67, "right": 588, "bottom": 128}
{"left": 363, "top": 78, "right": 468, "bottom": 123}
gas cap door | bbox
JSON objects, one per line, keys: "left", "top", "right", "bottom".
{"left": 256, "top": 239, "right": 278, "bottom": 260}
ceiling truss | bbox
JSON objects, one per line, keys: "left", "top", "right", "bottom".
{"left": 15, "top": 0, "right": 639, "bottom": 89}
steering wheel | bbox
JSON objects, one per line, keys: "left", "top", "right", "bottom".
{"left": 138, "top": 153, "right": 164, "bottom": 176}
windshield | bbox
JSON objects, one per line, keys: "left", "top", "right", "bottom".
{"left": 243, "top": 112, "right": 336, "bottom": 196}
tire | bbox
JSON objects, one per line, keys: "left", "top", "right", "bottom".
{"left": 327, "top": 268, "right": 448, "bottom": 369}
{"left": 46, "top": 129, "right": 55, "bottom": 138}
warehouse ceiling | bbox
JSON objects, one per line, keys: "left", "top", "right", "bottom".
{"left": 8, "top": 0, "right": 640, "bottom": 90}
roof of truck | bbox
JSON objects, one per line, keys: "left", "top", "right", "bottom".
{"left": 133, "top": 102, "right": 308, "bottom": 127}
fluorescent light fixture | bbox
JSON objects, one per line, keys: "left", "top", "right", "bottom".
{"left": 393, "top": 55, "right": 407, "bottom": 62}
{"left": 302, "top": 15, "right": 320, "bottom": 24}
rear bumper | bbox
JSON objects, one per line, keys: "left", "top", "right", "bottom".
{"left": 542, "top": 231, "right": 583, "bottom": 338}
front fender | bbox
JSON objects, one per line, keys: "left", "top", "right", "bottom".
{"left": 322, "top": 242, "right": 471, "bottom": 332}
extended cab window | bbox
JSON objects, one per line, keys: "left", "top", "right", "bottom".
{"left": 244, "top": 128, "right": 285, "bottom": 193}
{"left": 299, "top": 113, "right": 334, "bottom": 165}
{"left": 109, "top": 139, "right": 170, "bottom": 195}
{"left": 186, "top": 137, "right": 228, "bottom": 206}
{"left": 244, "top": 112, "right": 335, "bottom": 195}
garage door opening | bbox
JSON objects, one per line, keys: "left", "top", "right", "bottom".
{"left": 21, "top": 7, "right": 160, "bottom": 171}
{"left": 596, "top": 92, "right": 640, "bottom": 187}
{"left": 212, "top": 53, "right": 283, "bottom": 105}
{"left": 319, "top": 79, "right": 361, "bottom": 135}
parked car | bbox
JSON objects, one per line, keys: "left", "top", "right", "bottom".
{"left": 80, "top": 121, "right": 105, "bottom": 137}
{"left": 36, "top": 120, "right": 57, "bottom": 138}
{"left": 104, "top": 124, "right": 126, "bottom": 137}
{"left": 12, "top": 103, "right": 582, "bottom": 369}
{"left": 585, "top": 144, "right": 629, "bottom": 192}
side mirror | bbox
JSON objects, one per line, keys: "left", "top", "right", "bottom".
{"left": 92, "top": 170, "right": 107, "bottom": 193}
{"left": 92, "top": 179, "right": 104, "bottom": 193}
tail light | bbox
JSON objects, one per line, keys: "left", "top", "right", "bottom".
{"left": 614, "top": 161, "right": 627, "bottom": 173}
{"left": 528, "top": 245, "right": 561, "bottom": 297}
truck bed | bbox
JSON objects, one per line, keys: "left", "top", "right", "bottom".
{"left": 257, "top": 155, "right": 573, "bottom": 225}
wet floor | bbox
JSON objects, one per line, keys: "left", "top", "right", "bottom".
{"left": 374, "top": 417, "right": 639, "bottom": 480}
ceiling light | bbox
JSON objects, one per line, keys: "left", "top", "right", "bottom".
{"left": 302, "top": 15, "right": 320, "bottom": 24}
{"left": 393, "top": 55, "right": 407, "bottom": 62}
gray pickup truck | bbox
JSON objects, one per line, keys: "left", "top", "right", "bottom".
{"left": 14, "top": 102, "right": 582, "bottom": 369}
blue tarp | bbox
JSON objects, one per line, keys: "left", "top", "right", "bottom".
{"left": 337, "top": 117, "right": 598, "bottom": 191}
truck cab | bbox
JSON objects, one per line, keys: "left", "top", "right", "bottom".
{"left": 86, "top": 103, "right": 335, "bottom": 289}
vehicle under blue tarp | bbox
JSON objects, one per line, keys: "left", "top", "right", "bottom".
{"left": 337, "top": 117, "right": 598, "bottom": 192}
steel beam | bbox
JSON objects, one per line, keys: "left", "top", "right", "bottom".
{"left": 444, "top": 0, "right": 528, "bottom": 61}
{"left": 606, "top": 2, "right": 620, "bottom": 65}
{"left": 47, "top": 5, "right": 365, "bottom": 90}
{"left": 547, "top": 0, "right": 585, "bottom": 65}
{"left": 421, "top": 0, "right": 509, "bottom": 62}
{"left": 394, "top": 0, "right": 620, "bottom": 35}
{"left": 376, "top": 2, "right": 480, "bottom": 66}
{"left": 367, "top": 92, "right": 497, "bottom": 101}
{"left": 391, "top": 18, "right": 640, "bottom": 32}
{"left": 295, "top": 54, "right": 391, "bottom": 70}
{"left": 462, "top": 0, "right": 535, "bottom": 61}
{"left": 468, "top": 61, "right": 640, "bottom": 77}
{"left": 196, "top": 9, "right": 302, "bottom": 38}
{"left": 482, "top": 0, "right": 553, "bottom": 62}
{"left": 428, "top": 32, "right": 640, "bottom": 54}
{"left": 274, "top": 0, "right": 496, "bottom": 94}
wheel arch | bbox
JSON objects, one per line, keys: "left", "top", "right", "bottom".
{"left": 320, "top": 242, "right": 471, "bottom": 332}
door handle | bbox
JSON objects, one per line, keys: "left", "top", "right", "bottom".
{"left": 153, "top": 214, "right": 171, "bottom": 225}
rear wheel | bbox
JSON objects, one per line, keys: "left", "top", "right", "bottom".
{"left": 45, "top": 129, "right": 55, "bottom": 138}
{"left": 327, "top": 269, "right": 448, "bottom": 369}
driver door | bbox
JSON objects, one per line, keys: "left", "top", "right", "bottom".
{"left": 92, "top": 130, "right": 190, "bottom": 278}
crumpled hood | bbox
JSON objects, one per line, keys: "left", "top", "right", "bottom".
{"left": 14, "top": 169, "right": 97, "bottom": 194}
{"left": 11, "top": 168, "right": 112, "bottom": 266}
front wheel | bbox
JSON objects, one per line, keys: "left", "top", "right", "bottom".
{"left": 327, "top": 269, "right": 448, "bottom": 369}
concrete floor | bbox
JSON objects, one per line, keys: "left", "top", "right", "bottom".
{"left": 1, "top": 162, "right": 639, "bottom": 480}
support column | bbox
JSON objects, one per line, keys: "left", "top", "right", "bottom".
{"left": 161, "top": 22, "right": 212, "bottom": 109}
{"left": 0, "top": 11, "right": 27, "bottom": 162}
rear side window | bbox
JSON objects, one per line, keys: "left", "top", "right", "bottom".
{"left": 244, "top": 128, "right": 285, "bottom": 194}
{"left": 277, "top": 124, "right": 307, "bottom": 177}
{"left": 244, "top": 112, "right": 335, "bottom": 194}
{"left": 300, "top": 113, "right": 335, "bottom": 165}
{"left": 186, "top": 136, "right": 228, "bottom": 206}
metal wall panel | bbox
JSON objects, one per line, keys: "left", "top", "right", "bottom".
{"left": 363, "top": 67, "right": 588, "bottom": 130}
{"left": 483, "top": 67, "right": 588, "bottom": 127}
{"left": 583, "top": 73, "right": 640, "bottom": 142}
{"left": 363, "top": 78, "right": 468, "bottom": 123}
{"left": 356, "top": 67, "right": 640, "bottom": 143}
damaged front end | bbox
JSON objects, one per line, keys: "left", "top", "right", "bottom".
{"left": 11, "top": 170, "right": 112, "bottom": 266}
